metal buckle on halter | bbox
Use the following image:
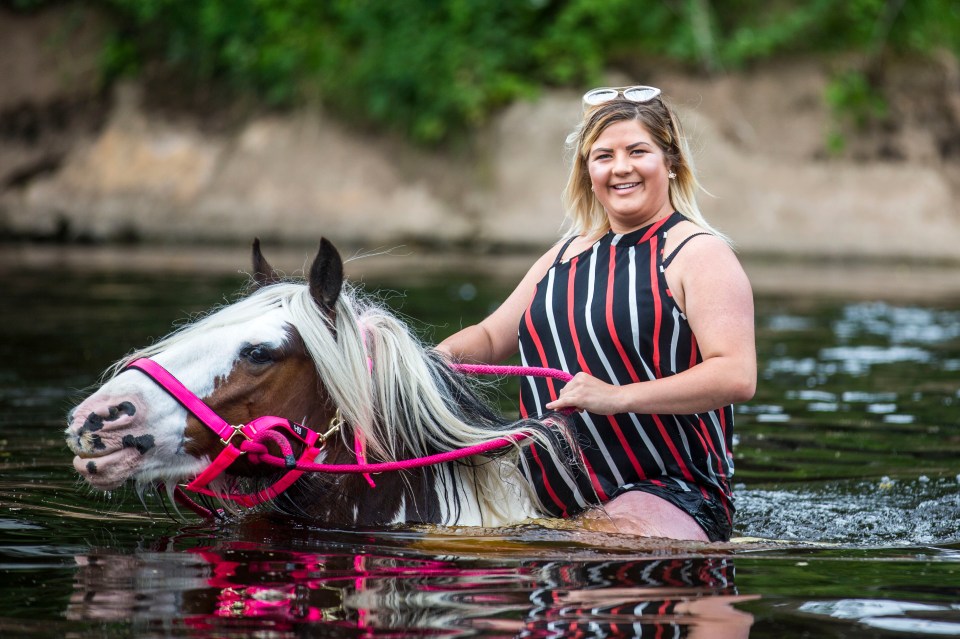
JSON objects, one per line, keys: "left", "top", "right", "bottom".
{"left": 317, "top": 409, "right": 344, "bottom": 445}
{"left": 220, "top": 424, "right": 252, "bottom": 448}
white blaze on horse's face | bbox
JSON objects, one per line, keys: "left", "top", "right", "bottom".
{"left": 65, "top": 306, "right": 292, "bottom": 491}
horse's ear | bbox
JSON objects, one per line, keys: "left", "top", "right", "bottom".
{"left": 308, "top": 237, "right": 344, "bottom": 312}
{"left": 251, "top": 237, "right": 283, "bottom": 288}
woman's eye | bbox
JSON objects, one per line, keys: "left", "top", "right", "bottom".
{"left": 241, "top": 344, "right": 274, "bottom": 365}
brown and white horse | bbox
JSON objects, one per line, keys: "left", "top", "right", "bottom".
{"left": 65, "top": 239, "right": 593, "bottom": 526}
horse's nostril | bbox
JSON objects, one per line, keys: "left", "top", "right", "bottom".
{"left": 75, "top": 401, "right": 138, "bottom": 434}
{"left": 106, "top": 402, "right": 136, "bottom": 419}
{"left": 83, "top": 413, "right": 105, "bottom": 432}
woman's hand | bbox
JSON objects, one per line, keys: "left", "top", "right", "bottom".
{"left": 546, "top": 372, "right": 625, "bottom": 415}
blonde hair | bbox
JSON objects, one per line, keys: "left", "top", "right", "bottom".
{"left": 562, "top": 94, "right": 730, "bottom": 243}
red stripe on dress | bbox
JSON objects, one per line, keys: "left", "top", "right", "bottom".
{"left": 606, "top": 245, "right": 640, "bottom": 383}
{"left": 651, "top": 413, "right": 695, "bottom": 483}
{"left": 640, "top": 215, "right": 673, "bottom": 242}
{"left": 720, "top": 491, "right": 733, "bottom": 524}
{"left": 605, "top": 415, "right": 646, "bottom": 480}
{"left": 649, "top": 235, "right": 663, "bottom": 378}
{"left": 693, "top": 416, "right": 730, "bottom": 494}
{"left": 529, "top": 443, "right": 568, "bottom": 517}
{"left": 562, "top": 257, "right": 610, "bottom": 502}
{"left": 523, "top": 301, "right": 558, "bottom": 401}
{"left": 689, "top": 332, "right": 699, "bottom": 368}
{"left": 580, "top": 452, "right": 609, "bottom": 501}
{"left": 696, "top": 415, "right": 735, "bottom": 524}
{"left": 566, "top": 257, "right": 590, "bottom": 375}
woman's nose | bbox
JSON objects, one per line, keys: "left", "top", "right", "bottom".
{"left": 613, "top": 152, "right": 631, "bottom": 174}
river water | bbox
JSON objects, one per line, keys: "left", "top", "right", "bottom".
{"left": 1, "top": 246, "right": 959, "bottom": 638}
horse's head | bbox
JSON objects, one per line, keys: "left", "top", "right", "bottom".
{"left": 65, "top": 239, "right": 346, "bottom": 493}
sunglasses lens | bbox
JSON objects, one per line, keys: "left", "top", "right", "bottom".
{"left": 583, "top": 89, "right": 619, "bottom": 106}
{"left": 623, "top": 87, "right": 660, "bottom": 102}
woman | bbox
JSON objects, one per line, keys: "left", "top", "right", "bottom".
{"left": 437, "top": 86, "right": 756, "bottom": 542}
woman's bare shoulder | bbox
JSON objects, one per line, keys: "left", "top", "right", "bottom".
{"left": 663, "top": 222, "right": 748, "bottom": 311}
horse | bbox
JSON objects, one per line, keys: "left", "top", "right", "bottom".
{"left": 65, "top": 238, "right": 595, "bottom": 526}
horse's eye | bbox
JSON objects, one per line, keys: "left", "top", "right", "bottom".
{"left": 241, "top": 344, "right": 274, "bottom": 365}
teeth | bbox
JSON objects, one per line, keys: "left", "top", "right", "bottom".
{"left": 613, "top": 183, "right": 638, "bottom": 190}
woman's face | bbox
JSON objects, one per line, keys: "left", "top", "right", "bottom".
{"left": 587, "top": 119, "right": 674, "bottom": 233}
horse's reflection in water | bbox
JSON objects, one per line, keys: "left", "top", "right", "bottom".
{"left": 66, "top": 533, "right": 755, "bottom": 637}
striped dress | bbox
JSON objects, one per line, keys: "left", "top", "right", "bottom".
{"left": 518, "top": 212, "right": 735, "bottom": 523}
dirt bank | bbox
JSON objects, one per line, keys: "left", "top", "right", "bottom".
{"left": 2, "top": 6, "right": 959, "bottom": 262}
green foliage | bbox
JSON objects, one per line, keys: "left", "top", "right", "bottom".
{"left": 100, "top": 32, "right": 141, "bottom": 81}
{"left": 23, "top": 0, "right": 960, "bottom": 144}
{"left": 824, "top": 70, "right": 889, "bottom": 154}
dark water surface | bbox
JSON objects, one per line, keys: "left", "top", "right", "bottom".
{"left": 2, "top": 248, "right": 959, "bottom": 637}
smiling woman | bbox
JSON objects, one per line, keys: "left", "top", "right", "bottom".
{"left": 437, "top": 85, "right": 756, "bottom": 543}
{"left": 585, "top": 119, "right": 675, "bottom": 232}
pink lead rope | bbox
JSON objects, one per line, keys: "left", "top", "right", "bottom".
{"left": 450, "top": 363, "right": 573, "bottom": 384}
{"left": 241, "top": 430, "right": 530, "bottom": 474}
{"left": 239, "top": 362, "right": 574, "bottom": 473}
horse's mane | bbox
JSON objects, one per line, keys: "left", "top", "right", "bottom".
{"left": 109, "top": 280, "right": 589, "bottom": 525}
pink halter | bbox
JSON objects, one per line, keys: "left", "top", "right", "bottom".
{"left": 126, "top": 358, "right": 335, "bottom": 508}
{"left": 125, "top": 356, "right": 573, "bottom": 517}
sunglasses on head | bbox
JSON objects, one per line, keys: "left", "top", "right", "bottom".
{"left": 582, "top": 85, "right": 661, "bottom": 107}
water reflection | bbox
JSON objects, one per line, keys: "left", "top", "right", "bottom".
{"left": 67, "top": 535, "right": 754, "bottom": 638}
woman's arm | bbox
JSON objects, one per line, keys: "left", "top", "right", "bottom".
{"left": 547, "top": 236, "right": 756, "bottom": 415}
{"left": 436, "top": 243, "right": 566, "bottom": 364}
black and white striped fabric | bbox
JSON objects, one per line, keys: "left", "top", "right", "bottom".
{"left": 518, "top": 212, "right": 735, "bottom": 523}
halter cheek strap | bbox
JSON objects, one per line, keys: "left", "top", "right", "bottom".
{"left": 354, "top": 326, "right": 376, "bottom": 488}
{"left": 125, "top": 358, "right": 332, "bottom": 508}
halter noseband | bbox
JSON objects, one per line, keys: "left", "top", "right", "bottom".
{"left": 126, "top": 358, "right": 340, "bottom": 509}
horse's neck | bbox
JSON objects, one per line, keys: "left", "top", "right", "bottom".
{"left": 285, "top": 443, "right": 539, "bottom": 527}
{"left": 417, "top": 463, "right": 540, "bottom": 527}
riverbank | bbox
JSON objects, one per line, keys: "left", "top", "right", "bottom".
{"left": 2, "top": 5, "right": 959, "bottom": 262}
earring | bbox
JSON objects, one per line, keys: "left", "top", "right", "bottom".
{"left": 668, "top": 171, "right": 677, "bottom": 179}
